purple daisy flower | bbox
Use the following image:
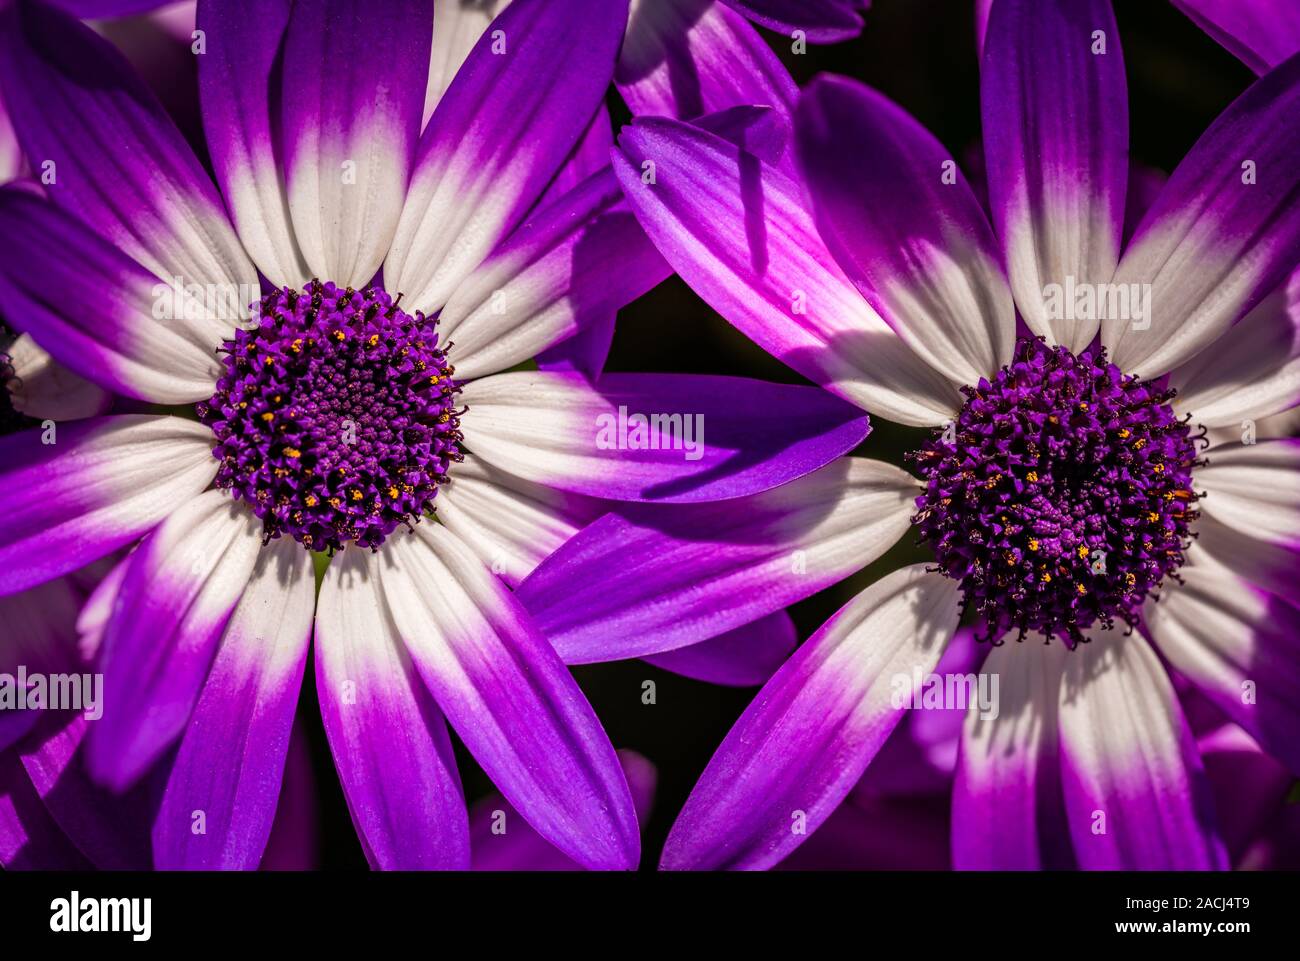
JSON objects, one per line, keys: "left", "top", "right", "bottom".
{"left": 0, "top": 0, "right": 871, "bottom": 870}
{"left": 521, "top": 0, "right": 1300, "bottom": 868}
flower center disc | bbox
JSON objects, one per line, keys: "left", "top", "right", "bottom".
{"left": 909, "top": 337, "right": 1203, "bottom": 646}
{"left": 199, "top": 280, "right": 463, "bottom": 552}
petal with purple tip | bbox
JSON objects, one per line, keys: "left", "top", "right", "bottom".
{"left": 1103, "top": 53, "right": 1300, "bottom": 378}
{"left": 981, "top": 0, "right": 1128, "bottom": 353}
{"left": 281, "top": 0, "right": 432, "bottom": 288}
{"left": 0, "top": 187, "right": 227, "bottom": 404}
{"left": 197, "top": 0, "right": 310, "bottom": 289}
{"left": 613, "top": 118, "right": 963, "bottom": 425}
{"left": 795, "top": 75, "right": 1015, "bottom": 386}
{"left": 952, "top": 639, "right": 1074, "bottom": 869}
{"left": 154, "top": 537, "right": 315, "bottom": 869}
{"left": 1057, "top": 627, "right": 1228, "bottom": 869}
{"left": 517, "top": 458, "right": 918, "bottom": 661}
{"left": 460, "top": 371, "right": 871, "bottom": 503}
{"left": 0, "top": 416, "right": 217, "bottom": 597}
{"left": 315, "top": 547, "right": 470, "bottom": 870}
{"left": 386, "top": 0, "right": 629, "bottom": 313}
{"left": 0, "top": 1, "right": 257, "bottom": 296}
{"left": 379, "top": 524, "right": 639, "bottom": 871}
{"left": 660, "top": 565, "right": 960, "bottom": 870}
{"left": 85, "top": 491, "right": 262, "bottom": 791}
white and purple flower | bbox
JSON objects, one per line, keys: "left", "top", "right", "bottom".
{"left": 522, "top": 0, "right": 1300, "bottom": 869}
{"left": 0, "top": 0, "right": 872, "bottom": 870}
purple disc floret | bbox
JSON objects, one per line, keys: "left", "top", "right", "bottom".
{"left": 198, "top": 280, "right": 464, "bottom": 552}
{"left": 909, "top": 337, "right": 1203, "bottom": 647}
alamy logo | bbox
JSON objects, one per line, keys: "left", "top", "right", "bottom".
{"left": 1042, "top": 276, "right": 1153, "bottom": 330}
{"left": 595, "top": 406, "right": 705, "bottom": 461}
{"left": 890, "top": 668, "right": 1000, "bottom": 720}
{"left": 0, "top": 667, "right": 102, "bottom": 720}
{"left": 50, "top": 892, "right": 151, "bottom": 942}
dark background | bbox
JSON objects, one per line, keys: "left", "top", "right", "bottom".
{"left": 100, "top": 0, "right": 1258, "bottom": 869}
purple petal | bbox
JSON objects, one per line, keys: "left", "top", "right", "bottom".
{"left": 440, "top": 167, "right": 671, "bottom": 381}
{"left": 981, "top": 0, "right": 1128, "bottom": 353}
{"left": 315, "top": 548, "right": 469, "bottom": 870}
{"left": 720, "top": 0, "right": 868, "bottom": 43}
{"left": 518, "top": 458, "right": 917, "bottom": 662}
{"left": 660, "top": 565, "right": 959, "bottom": 870}
{"left": 153, "top": 538, "right": 315, "bottom": 869}
{"left": 386, "top": 0, "right": 629, "bottom": 313}
{"left": 952, "top": 639, "right": 1075, "bottom": 869}
{"left": 281, "top": 0, "right": 432, "bottom": 287}
{"left": 613, "top": 117, "right": 962, "bottom": 426}
{"left": 1057, "top": 627, "right": 1228, "bottom": 869}
{"left": 0, "top": 0, "right": 256, "bottom": 292}
{"left": 197, "top": 0, "right": 310, "bottom": 288}
{"left": 1104, "top": 52, "right": 1300, "bottom": 377}
{"left": 379, "top": 524, "right": 639, "bottom": 871}
{"left": 460, "top": 371, "right": 870, "bottom": 503}
{"left": 642, "top": 611, "right": 798, "bottom": 687}
{"left": 0, "top": 186, "right": 227, "bottom": 404}
{"left": 0, "top": 415, "right": 217, "bottom": 597}
{"left": 86, "top": 491, "right": 262, "bottom": 791}
{"left": 1172, "top": 0, "right": 1300, "bottom": 75}
{"left": 795, "top": 75, "right": 1015, "bottom": 386}
{"left": 618, "top": 0, "right": 797, "bottom": 132}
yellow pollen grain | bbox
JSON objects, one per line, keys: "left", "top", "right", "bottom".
{"left": 284, "top": 447, "right": 301, "bottom": 459}
{"left": 1028, "top": 539, "right": 1039, "bottom": 551}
